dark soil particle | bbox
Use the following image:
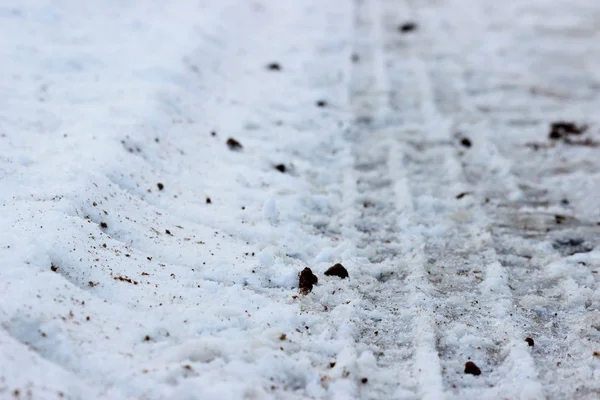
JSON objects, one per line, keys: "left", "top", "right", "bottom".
{"left": 460, "top": 138, "right": 472, "bottom": 148}
{"left": 549, "top": 121, "right": 587, "bottom": 139}
{"left": 274, "top": 164, "right": 286, "bottom": 173}
{"left": 211, "top": 131, "right": 217, "bottom": 136}
{"left": 50, "top": 264, "right": 58, "bottom": 272}
{"left": 464, "top": 361, "right": 481, "bottom": 376}
{"left": 554, "top": 215, "right": 566, "bottom": 224}
{"left": 100, "top": 222, "right": 108, "bottom": 229}
{"left": 165, "top": 229, "right": 172, "bottom": 235}
{"left": 525, "top": 337, "right": 535, "bottom": 347}
{"left": 316, "top": 100, "right": 327, "bottom": 107}
{"left": 324, "top": 263, "right": 349, "bottom": 279}
{"left": 399, "top": 22, "right": 418, "bottom": 33}
{"left": 266, "top": 62, "right": 281, "bottom": 71}
{"left": 329, "top": 362, "right": 336, "bottom": 368}
{"left": 361, "top": 378, "right": 368, "bottom": 384}
{"left": 226, "top": 138, "right": 243, "bottom": 151}
{"left": 206, "top": 197, "right": 212, "bottom": 204}
{"left": 157, "top": 183, "right": 164, "bottom": 191}
{"left": 144, "top": 335, "right": 151, "bottom": 341}
{"left": 456, "top": 192, "right": 471, "bottom": 199}
{"left": 351, "top": 53, "right": 360, "bottom": 63}
{"left": 115, "top": 276, "right": 138, "bottom": 285}
{"left": 299, "top": 267, "right": 318, "bottom": 294}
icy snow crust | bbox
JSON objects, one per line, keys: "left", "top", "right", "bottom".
{"left": 1, "top": 0, "right": 600, "bottom": 398}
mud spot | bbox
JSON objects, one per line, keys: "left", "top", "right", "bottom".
{"left": 456, "top": 192, "right": 471, "bottom": 199}
{"left": 554, "top": 215, "right": 566, "bottom": 224}
{"left": 361, "top": 378, "right": 368, "bottom": 384}
{"left": 157, "top": 183, "right": 164, "bottom": 191}
{"left": 266, "top": 62, "right": 281, "bottom": 71}
{"left": 100, "top": 222, "right": 108, "bottom": 229}
{"left": 274, "top": 164, "right": 286, "bottom": 173}
{"left": 226, "top": 138, "right": 243, "bottom": 151}
{"left": 399, "top": 22, "right": 418, "bottom": 33}
{"left": 324, "top": 263, "right": 349, "bottom": 279}
{"left": 299, "top": 267, "right": 318, "bottom": 294}
{"left": 50, "top": 264, "right": 59, "bottom": 272}
{"left": 115, "top": 275, "right": 138, "bottom": 285}
{"left": 525, "top": 337, "right": 535, "bottom": 347}
{"left": 464, "top": 361, "right": 481, "bottom": 376}
{"left": 351, "top": 53, "right": 360, "bottom": 63}
{"left": 460, "top": 138, "right": 472, "bottom": 148}
{"left": 549, "top": 121, "right": 587, "bottom": 139}
{"left": 206, "top": 197, "right": 212, "bottom": 204}
{"left": 316, "top": 100, "right": 327, "bottom": 107}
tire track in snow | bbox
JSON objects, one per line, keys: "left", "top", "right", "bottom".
{"left": 439, "top": 1, "right": 600, "bottom": 397}
{"left": 344, "top": 0, "right": 444, "bottom": 398}
{"left": 380, "top": 0, "right": 545, "bottom": 397}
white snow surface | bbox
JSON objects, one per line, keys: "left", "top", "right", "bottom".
{"left": 1, "top": 0, "right": 600, "bottom": 399}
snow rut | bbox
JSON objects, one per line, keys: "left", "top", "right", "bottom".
{"left": 348, "top": 0, "right": 599, "bottom": 398}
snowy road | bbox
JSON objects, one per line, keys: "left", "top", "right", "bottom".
{"left": 1, "top": 0, "right": 599, "bottom": 399}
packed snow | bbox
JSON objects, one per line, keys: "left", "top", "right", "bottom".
{"left": 1, "top": 0, "right": 599, "bottom": 399}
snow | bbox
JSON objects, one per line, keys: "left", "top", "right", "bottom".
{"left": 1, "top": 0, "right": 600, "bottom": 399}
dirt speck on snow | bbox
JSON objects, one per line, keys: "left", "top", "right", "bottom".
{"left": 399, "top": 22, "right": 418, "bottom": 33}
{"left": 266, "top": 62, "right": 281, "bottom": 71}
{"left": 226, "top": 138, "right": 243, "bottom": 151}
{"left": 464, "top": 361, "right": 482, "bottom": 376}
{"left": 549, "top": 121, "right": 587, "bottom": 139}
{"left": 324, "top": 263, "right": 349, "bottom": 279}
{"left": 460, "top": 138, "right": 472, "bottom": 148}
{"left": 274, "top": 164, "right": 286, "bottom": 173}
{"left": 299, "top": 267, "right": 318, "bottom": 294}
{"left": 50, "top": 264, "right": 59, "bottom": 272}
{"left": 456, "top": 192, "right": 471, "bottom": 199}
{"left": 100, "top": 222, "right": 108, "bottom": 229}
{"left": 525, "top": 337, "right": 535, "bottom": 347}
{"left": 316, "top": 100, "right": 327, "bottom": 107}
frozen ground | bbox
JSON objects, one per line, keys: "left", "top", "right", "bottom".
{"left": 1, "top": 0, "right": 600, "bottom": 398}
